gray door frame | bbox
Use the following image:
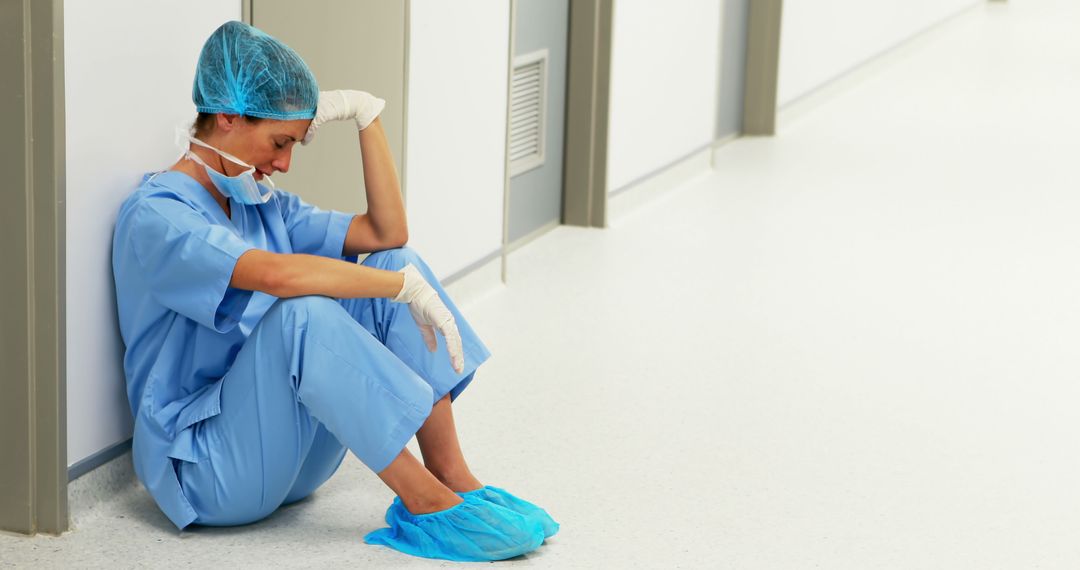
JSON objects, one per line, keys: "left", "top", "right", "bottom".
{"left": 559, "top": 0, "right": 612, "bottom": 229}
{"left": 742, "top": 0, "right": 783, "bottom": 135}
{"left": 500, "top": 0, "right": 518, "bottom": 281}
{"left": 0, "top": 0, "right": 69, "bottom": 536}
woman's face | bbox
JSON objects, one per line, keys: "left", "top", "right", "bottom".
{"left": 211, "top": 116, "right": 311, "bottom": 180}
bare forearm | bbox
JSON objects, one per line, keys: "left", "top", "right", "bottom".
{"left": 358, "top": 118, "right": 407, "bottom": 241}
{"left": 233, "top": 249, "right": 403, "bottom": 299}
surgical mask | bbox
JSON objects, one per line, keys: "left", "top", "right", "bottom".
{"left": 175, "top": 127, "right": 275, "bottom": 205}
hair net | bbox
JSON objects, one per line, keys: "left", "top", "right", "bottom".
{"left": 192, "top": 21, "right": 318, "bottom": 121}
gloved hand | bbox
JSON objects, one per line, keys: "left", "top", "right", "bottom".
{"left": 393, "top": 264, "right": 465, "bottom": 374}
{"left": 302, "top": 89, "right": 386, "bottom": 145}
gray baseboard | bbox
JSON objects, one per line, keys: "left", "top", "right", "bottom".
{"left": 607, "top": 145, "right": 715, "bottom": 225}
{"left": 68, "top": 438, "right": 131, "bottom": 482}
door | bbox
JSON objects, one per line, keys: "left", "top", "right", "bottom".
{"left": 508, "top": 0, "right": 570, "bottom": 247}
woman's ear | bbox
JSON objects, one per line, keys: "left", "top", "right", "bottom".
{"left": 216, "top": 113, "right": 241, "bottom": 133}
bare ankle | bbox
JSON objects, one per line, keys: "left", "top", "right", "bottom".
{"left": 427, "top": 465, "right": 483, "bottom": 493}
{"left": 378, "top": 448, "right": 465, "bottom": 514}
{"left": 401, "top": 490, "right": 462, "bottom": 515}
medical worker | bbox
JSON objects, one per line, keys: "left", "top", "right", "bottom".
{"left": 111, "top": 21, "right": 557, "bottom": 562}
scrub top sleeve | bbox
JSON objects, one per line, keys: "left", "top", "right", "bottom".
{"left": 275, "top": 189, "right": 358, "bottom": 262}
{"left": 128, "top": 199, "right": 256, "bottom": 332}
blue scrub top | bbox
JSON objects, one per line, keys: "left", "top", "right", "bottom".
{"left": 112, "top": 170, "right": 356, "bottom": 528}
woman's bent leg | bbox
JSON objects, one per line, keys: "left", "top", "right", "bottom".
{"left": 347, "top": 248, "right": 558, "bottom": 542}
{"left": 341, "top": 248, "right": 492, "bottom": 491}
{"left": 179, "top": 295, "right": 435, "bottom": 525}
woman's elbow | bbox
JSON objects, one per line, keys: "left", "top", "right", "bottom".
{"left": 261, "top": 263, "right": 293, "bottom": 297}
{"left": 236, "top": 250, "right": 294, "bottom": 297}
{"left": 386, "top": 227, "right": 409, "bottom": 249}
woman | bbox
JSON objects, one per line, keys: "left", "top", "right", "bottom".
{"left": 111, "top": 21, "right": 557, "bottom": 562}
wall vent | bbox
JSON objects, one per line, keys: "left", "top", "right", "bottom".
{"left": 509, "top": 49, "right": 548, "bottom": 177}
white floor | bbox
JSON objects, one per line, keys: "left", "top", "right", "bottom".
{"left": 6, "top": 1, "right": 1080, "bottom": 567}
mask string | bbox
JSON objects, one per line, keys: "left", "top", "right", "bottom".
{"left": 216, "top": 149, "right": 229, "bottom": 177}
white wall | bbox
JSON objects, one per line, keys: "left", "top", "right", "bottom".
{"left": 606, "top": 0, "right": 722, "bottom": 193}
{"left": 64, "top": 0, "right": 241, "bottom": 467}
{"left": 404, "top": 0, "right": 510, "bottom": 280}
{"left": 778, "top": 0, "right": 979, "bottom": 107}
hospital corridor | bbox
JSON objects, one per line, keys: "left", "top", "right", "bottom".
{"left": 3, "top": 0, "right": 1080, "bottom": 567}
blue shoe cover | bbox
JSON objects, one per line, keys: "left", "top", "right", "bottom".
{"left": 364, "top": 494, "right": 544, "bottom": 562}
{"left": 458, "top": 485, "right": 560, "bottom": 539}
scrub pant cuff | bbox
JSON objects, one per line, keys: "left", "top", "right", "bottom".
{"left": 438, "top": 338, "right": 491, "bottom": 404}
{"left": 369, "top": 400, "right": 434, "bottom": 474}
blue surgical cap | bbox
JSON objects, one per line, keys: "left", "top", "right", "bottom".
{"left": 192, "top": 21, "right": 318, "bottom": 120}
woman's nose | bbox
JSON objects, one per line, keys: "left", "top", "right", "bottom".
{"left": 272, "top": 151, "right": 292, "bottom": 174}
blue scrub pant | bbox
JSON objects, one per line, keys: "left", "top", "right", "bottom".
{"left": 176, "top": 247, "right": 491, "bottom": 526}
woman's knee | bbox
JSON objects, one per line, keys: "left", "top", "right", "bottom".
{"left": 361, "top": 246, "right": 425, "bottom": 271}
{"left": 265, "top": 295, "right": 350, "bottom": 328}
{"left": 253, "top": 296, "right": 361, "bottom": 363}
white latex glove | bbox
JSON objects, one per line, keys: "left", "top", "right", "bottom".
{"left": 393, "top": 264, "right": 465, "bottom": 374}
{"left": 302, "top": 89, "right": 386, "bottom": 145}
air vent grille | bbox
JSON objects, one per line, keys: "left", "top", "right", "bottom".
{"left": 509, "top": 49, "right": 548, "bottom": 177}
